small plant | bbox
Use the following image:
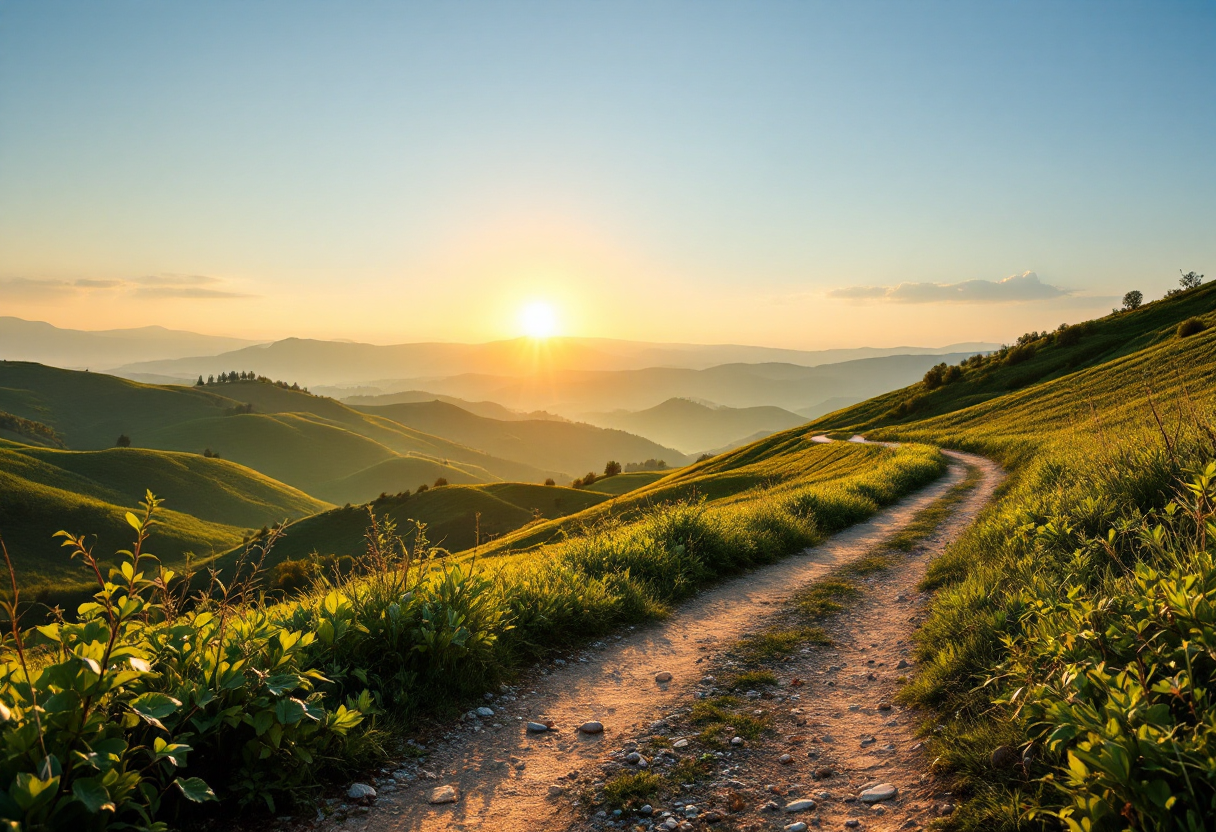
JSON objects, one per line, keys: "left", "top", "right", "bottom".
{"left": 1177, "top": 317, "right": 1207, "bottom": 338}
{"left": 543, "top": 478, "right": 555, "bottom": 486}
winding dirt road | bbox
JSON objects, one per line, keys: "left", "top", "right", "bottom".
{"left": 314, "top": 445, "right": 1001, "bottom": 832}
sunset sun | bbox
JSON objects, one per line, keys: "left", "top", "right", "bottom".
{"left": 519, "top": 301, "right": 558, "bottom": 338}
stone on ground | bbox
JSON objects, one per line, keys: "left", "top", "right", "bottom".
{"left": 428, "top": 784, "right": 457, "bottom": 804}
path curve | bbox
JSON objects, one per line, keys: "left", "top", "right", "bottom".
{"left": 318, "top": 446, "right": 1001, "bottom": 832}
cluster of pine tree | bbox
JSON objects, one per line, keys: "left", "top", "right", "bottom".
{"left": 195, "top": 370, "right": 308, "bottom": 392}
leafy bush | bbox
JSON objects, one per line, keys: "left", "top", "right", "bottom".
{"left": 1004, "top": 344, "right": 1036, "bottom": 366}
{"left": 1177, "top": 317, "right": 1207, "bottom": 338}
{"left": 0, "top": 496, "right": 367, "bottom": 828}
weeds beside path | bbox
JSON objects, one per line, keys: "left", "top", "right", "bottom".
{"left": 311, "top": 450, "right": 1000, "bottom": 832}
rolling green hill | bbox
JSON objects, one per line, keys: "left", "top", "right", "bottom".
{"left": 0, "top": 365, "right": 563, "bottom": 504}
{"left": 354, "top": 399, "right": 691, "bottom": 478}
{"left": 0, "top": 361, "right": 232, "bottom": 448}
{"left": 803, "top": 281, "right": 1216, "bottom": 829}
{"left": 207, "top": 482, "right": 610, "bottom": 577}
{"left": 583, "top": 397, "right": 808, "bottom": 454}
{"left": 0, "top": 440, "right": 332, "bottom": 598}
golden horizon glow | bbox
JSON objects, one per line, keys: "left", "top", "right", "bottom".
{"left": 519, "top": 300, "right": 558, "bottom": 338}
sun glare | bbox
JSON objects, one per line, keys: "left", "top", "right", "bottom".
{"left": 520, "top": 301, "right": 558, "bottom": 338}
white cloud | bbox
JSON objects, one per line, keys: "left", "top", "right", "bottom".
{"left": 0, "top": 274, "right": 254, "bottom": 302}
{"left": 829, "top": 271, "right": 1072, "bottom": 304}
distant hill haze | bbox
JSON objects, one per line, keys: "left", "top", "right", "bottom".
{"left": 0, "top": 316, "right": 262, "bottom": 369}
{"left": 365, "top": 353, "right": 985, "bottom": 414}
{"left": 584, "top": 398, "right": 808, "bottom": 454}
{"left": 338, "top": 389, "right": 566, "bottom": 422}
{"left": 356, "top": 399, "right": 692, "bottom": 477}
{"left": 110, "top": 332, "right": 998, "bottom": 387}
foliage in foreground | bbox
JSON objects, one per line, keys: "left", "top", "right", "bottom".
{"left": 903, "top": 428, "right": 1216, "bottom": 832}
{"left": 0, "top": 443, "right": 945, "bottom": 829}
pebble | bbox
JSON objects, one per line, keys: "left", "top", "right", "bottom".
{"left": 814, "top": 767, "right": 834, "bottom": 779}
{"left": 785, "top": 824, "right": 808, "bottom": 832}
{"left": 673, "top": 739, "right": 690, "bottom": 748}
{"left": 730, "top": 736, "right": 744, "bottom": 746}
{"left": 860, "top": 783, "right": 898, "bottom": 803}
{"left": 664, "top": 818, "right": 680, "bottom": 830}
{"left": 427, "top": 784, "right": 457, "bottom": 804}
{"left": 547, "top": 785, "right": 565, "bottom": 796}
{"left": 656, "top": 671, "right": 674, "bottom": 683}
{"left": 347, "top": 783, "right": 376, "bottom": 801}
{"left": 779, "top": 753, "right": 793, "bottom": 764}
{"left": 579, "top": 721, "right": 605, "bottom": 734}
{"left": 526, "top": 722, "right": 549, "bottom": 732}
{"left": 937, "top": 802, "right": 955, "bottom": 816}
{"left": 877, "top": 702, "right": 892, "bottom": 711}
{"left": 860, "top": 736, "right": 876, "bottom": 746}
{"left": 762, "top": 801, "right": 781, "bottom": 812}
{"left": 784, "top": 799, "right": 817, "bottom": 812}
{"left": 639, "top": 804, "right": 653, "bottom": 815}
{"left": 845, "top": 821, "right": 860, "bottom": 828}
{"left": 476, "top": 706, "right": 494, "bottom": 717}
{"left": 896, "top": 659, "right": 910, "bottom": 669}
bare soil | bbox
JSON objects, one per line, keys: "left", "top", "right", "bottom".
{"left": 302, "top": 449, "right": 1001, "bottom": 832}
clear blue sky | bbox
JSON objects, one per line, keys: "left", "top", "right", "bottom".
{"left": 1, "top": 1, "right": 1212, "bottom": 346}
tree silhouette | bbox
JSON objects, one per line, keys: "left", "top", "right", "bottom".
{"left": 1122, "top": 290, "right": 1143, "bottom": 311}
{"left": 115, "top": 434, "right": 130, "bottom": 448}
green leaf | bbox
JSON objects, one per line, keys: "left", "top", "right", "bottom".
{"left": 275, "top": 697, "right": 307, "bottom": 725}
{"left": 173, "top": 777, "right": 217, "bottom": 803}
{"left": 125, "top": 511, "right": 142, "bottom": 531}
{"left": 72, "top": 777, "right": 115, "bottom": 814}
{"left": 265, "top": 673, "right": 301, "bottom": 696}
{"left": 130, "top": 692, "right": 181, "bottom": 727}
{"left": 10, "top": 772, "right": 59, "bottom": 812}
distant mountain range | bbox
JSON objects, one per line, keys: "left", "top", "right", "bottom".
{"left": 0, "top": 316, "right": 263, "bottom": 369}
{"left": 583, "top": 398, "right": 808, "bottom": 454}
{"left": 106, "top": 329, "right": 997, "bottom": 385}
{"left": 369, "top": 353, "right": 983, "bottom": 415}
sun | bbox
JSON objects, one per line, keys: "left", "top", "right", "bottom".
{"left": 519, "top": 301, "right": 558, "bottom": 338}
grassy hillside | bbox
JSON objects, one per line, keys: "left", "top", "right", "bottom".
{"left": 0, "top": 365, "right": 562, "bottom": 504}
{"left": 0, "top": 443, "right": 329, "bottom": 526}
{"left": 341, "top": 389, "right": 565, "bottom": 421}
{"left": 805, "top": 281, "right": 1216, "bottom": 830}
{"left": 584, "top": 397, "right": 808, "bottom": 454}
{"left": 581, "top": 470, "right": 668, "bottom": 496}
{"left": 209, "top": 482, "right": 610, "bottom": 577}
{"left": 0, "top": 466, "right": 241, "bottom": 597}
{"left": 471, "top": 428, "right": 914, "bottom": 558}
{"left": 0, "top": 361, "right": 232, "bottom": 448}
{"left": 355, "top": 399, "right": 691, "bottom": 478}
{"left": 0, "top": 441, "right": 331, "bottom": 598}
{"left": 186, "top": 380, "right": 559, "bottom": 483}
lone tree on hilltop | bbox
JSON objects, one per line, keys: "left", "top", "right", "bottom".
{"left": 1122, "top": 290, "right": 1144, "bottom": 311}
{"left": 604, "top": 460, "right": 622, "bottom": 477}
{"left": 115, "top": 434, "right": 130, "bottom": 448}
{"left": 1180, "top": 270, "right": 1204, "bottom": 290}
{"left": 195, "top": 376, "right": 204, "bottom": 386}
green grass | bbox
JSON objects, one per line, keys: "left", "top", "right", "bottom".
{"left": 357, "top": 399, "right": 691, "bottom": 478}
{"left": 803, "top": 282, "right": 1216, "bottom": 830}
{"left": 579, "top": 471, "right": 668, "bottom": 496}
{"left": 207, "top": 482, "right": 610, "bottom": 578}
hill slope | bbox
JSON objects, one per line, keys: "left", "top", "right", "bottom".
{"left": 584, "top": 397, "right": 808, "bottom": 453}
{"left": 355, "top": 400, "right": 691, "bottom": 478}
{"left": 804, "top": 281, "right": 1216, "bottom": 829}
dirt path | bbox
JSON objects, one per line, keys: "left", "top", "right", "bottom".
{"left": 312, "top": 448, "right": 1001, "bottom": 832}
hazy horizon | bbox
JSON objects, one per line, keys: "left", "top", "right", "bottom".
{"left": 2, "top": 2, "right": 1212, "bottom": 348}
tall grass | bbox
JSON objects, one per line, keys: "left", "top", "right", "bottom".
{"left": 893, "top": 414, "right": 1216, "bottom": 830}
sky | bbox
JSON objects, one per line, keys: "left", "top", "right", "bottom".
{"left": 1, "top": 1, "right": 1213, "bottom": 348}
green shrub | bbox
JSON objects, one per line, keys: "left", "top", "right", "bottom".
{"left": 1177, "top": 317, "right": 1207, "bottom": 337}
{"left": 1004, "top": 343, "right": 1035, "bottom": 365}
